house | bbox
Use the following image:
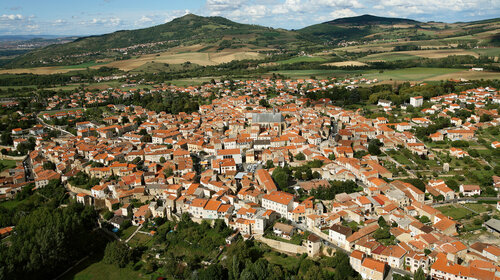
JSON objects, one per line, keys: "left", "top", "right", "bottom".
{"left": 377, "top": 100, "right": 392, "bottom": 107}
{"left": 273, "top": 222, "right": 295, "bottom": 239}
{"left": 350, "top": 250, "right": 366, "bottom": 273}
{"left": 255, "top": 169, "right": 278, "bottom": 193}
{"left": 410, "top": 96, "right": 423, "bottom": 107}
{"left": 446, "top": 130, "right": 474, "bottom": 141}
{"left": 329, "top": 223, "right": 353, "bottom": 247}
{"left": 262, "top": 191, "right": 295, "bottom": 217}
{"left": 360, "top": 257, "right": 387, "bottom": 280}
{"left": 306, "top": 234, "right": 322, "bottom": 257}
{"left": 216, "top": 148, "right": 243, "bottom": 164}
{"left": 426, "top": 180, "right": 455, "bottom": 200}
{"left": 202, "top": 199, "right": 223, "bottom": 219}
{"left": 459, "top": 184, "right": 481, "bottom": 196}
{"left": 188, "top": 198, "right": 208, "bottom": 219}
{"left": 35, "top": 169, "right": 61, "bottom": 189}
{"left": 132, "top": 204, "right": 151, "bottom": 225}
{"left": 91, "top": 185, "right": 108, "bottom": 199}
{"left": 485, "top": 218, "right": 500, "bottom": 235}
{"left": 76, "top": 193, "right": 93, "bottom": 206}
{"left": 109, "top": 215, "right": 127, "bottom": 229}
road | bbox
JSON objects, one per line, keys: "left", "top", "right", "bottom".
{"left": 37, "top": 116, "right": 76, "bottom": 137}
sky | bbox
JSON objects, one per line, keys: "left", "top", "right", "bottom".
{"left": 1, "top": 0, "right": 499, "bottom": 36}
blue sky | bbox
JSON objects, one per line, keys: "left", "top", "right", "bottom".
{"left": 1, "top": 0, "right": 499, "bottom": 35}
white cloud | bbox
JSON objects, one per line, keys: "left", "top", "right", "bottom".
{"left": 311, "top": 0, "right": 364, "bottom": 9}
{"left": 109, "top": 17, "right": 121, "bottom": 26}
{"left": 206, "top": 0, "right": 246, "bottom": 12}
{"left": 329, "top": 8, "right": 357, "bottom": 19}
{"left": 138, "top": 16, "right": 152, "bottom": 23}
{"left": 1, "top": 14, "right": 24, "bottom": 20}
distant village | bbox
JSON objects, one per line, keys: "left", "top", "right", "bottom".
{"left": 1, "top": 77, "right": 500, "bottom": 280}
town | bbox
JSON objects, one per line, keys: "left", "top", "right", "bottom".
{"left": 1, "top": 77, "right": 500, "bottom": 280}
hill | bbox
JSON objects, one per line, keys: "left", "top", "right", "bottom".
{"left": 325, "top": 14, "right": 420, "bottom": 26}
{"left": 4, "top": 14, "right": 500, "bottom": 70}
{"left": 7, "top": 14, "right": 307, "bottom": 68}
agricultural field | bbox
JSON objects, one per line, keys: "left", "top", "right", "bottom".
{"left": 323, "top": 61, "right": 367, "bottom": 66}
{"left": 276, "top": 56, "right": 327, "bottom": 64}
{"left": 436, "top": 205, "right": 474, "bottom": 220}
{"left": 118, "top": 226, "right": 138, "bottom": 240}
{"left": 359, "top": 53, "right": 418, "bottom": 62}
{"left": 361, "top": 67, "right": 500, "bottom": 81}
{"left": 0, "top": 46, "right": 264, "bottom": 74}
{"left": 265, "top": 69, "right": 366, "bottom": 79}
{"left": 61, "top": 61, "right": 109, "bottom": 69}
{"left": 127, "top": 232, "right": 153, "bottom": 248}
{"left": 464, "top": 203, "right": 494, "bottom": 213}
{"left": 472, "top": 47, "right": 500, "bottom": 58}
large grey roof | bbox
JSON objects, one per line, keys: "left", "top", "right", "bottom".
{"left": 251, "top": 112, "right": 284, "bottom": 123}
{"left": 485, "top": 219, "right": 500, "bottom": 231}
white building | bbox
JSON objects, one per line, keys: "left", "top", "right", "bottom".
{"left": 410, "top": 96, "right": 424, "bottom": 107}
{"left": 261, "top": 191, "right": 295, "bottom": 217}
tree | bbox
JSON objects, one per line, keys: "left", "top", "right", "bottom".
{"left": 414, "top": 267, "right": 426, "bottom": 280}
{"left": 368, "top": 139, "right": 382, "bottom": 155}
{"left": 103, "top": 241, "right": 134, "bottom": 268}
{"left": 141, "top": 134, "right": 152, "bottom": 143}
{"left": 378, "top": 216, "right": 388, "bottom": 228}
{"left": 163, "top": 168, "right": 174, "bottom": 177}
{"left": 373, "top": 227, "right": 391, "bottom": 241}
{"left": 197, "top": 264, "right": 227, "bottom": 280}
{"left": 43, "top": 161, "right": 56, "bottom": 170}
{"left": 272, "top": 167, "right": 289, "bottom": 190}
{"left": 264, "top": 160, "right": 274, "bottom": 169}
{"left": 294, "top": 152, "right": 305, "bottom": 161}
{"left": 259, "top": 99, "right": 270, "bottom": 108}
{"left": 103, "top": 210, "right": 114, "bottom": 220}
{"left": 419, "top": 215, "right": 430, "bottom": 224}
{"left": 160, "top": 156, "right": 166, "bottom": 163}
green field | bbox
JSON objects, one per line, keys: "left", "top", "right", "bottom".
{"left": 464, "top": 203, "right": 492, "bottom": 213}
{"left": 64, "top": 258, "right": 146, "bottom": 280}
{"left": 359, "top": 53, "right": 418, "bottom": 62}
{"left": 472, "top": 47, "right": 500, "bottom": 57}
{"left": 277, "top": 56, "right": 327, "bottom": 64}
{"left": 362, "top": 67, "right": 462, "bottom": 81}
{"left": 0, "top": 159, "right": 17, "bottom": 172}
{"left": 266, "top": 69, "right": 365, "bottom": 79}
{"left": 264, "top": 252, "right": 301, "bottom": 271}
{"left": 119, "top": 226, "right": 138, "bottom": 240}
{"left": 127, "top": 232, "right": 153, "bottom": 248}
{"left": 436, "top": 205, "right": 473, "bottom": 220}
{"left": 61, "top": 61, "right": 109, "bottom": 69}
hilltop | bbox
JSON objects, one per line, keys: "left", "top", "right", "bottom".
{"left": 325, "top": 14, "right": 420, "bottom": 26}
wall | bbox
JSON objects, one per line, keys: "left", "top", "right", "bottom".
{"left": 67, "top": 183, "right": 92, "bottom": 195}
{"left": 254, "top": 235, "right": 307, "bottom": 255}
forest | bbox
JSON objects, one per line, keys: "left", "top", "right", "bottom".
{"left": 0, "top": 180, "right": 100, "bottom": 280}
